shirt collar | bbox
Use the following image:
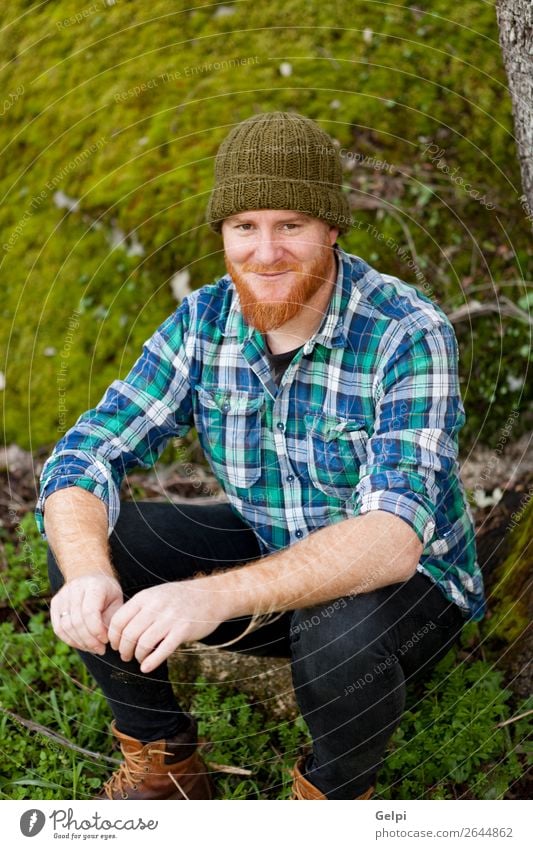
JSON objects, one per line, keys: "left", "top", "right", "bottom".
{"left": 217, "top": 243, "right": 360, "bottom": 350}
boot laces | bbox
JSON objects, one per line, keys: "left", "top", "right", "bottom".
{"left": 102, "top": 743, "right": 170, "bottom": 800}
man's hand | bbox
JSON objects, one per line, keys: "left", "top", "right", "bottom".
{"left": 50, "top": 573, "right": 124, "bottom": 655}
{"left": 107, "top": 582, "right": 226, "bottom": 674}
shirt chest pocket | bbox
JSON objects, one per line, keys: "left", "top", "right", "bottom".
{"left": 305, "top": 413, "right": 369, "bottom": 499}
{"left": 196, "top": 386, "right": 264, "bottom": 490}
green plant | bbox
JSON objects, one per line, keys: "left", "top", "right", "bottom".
{"left": 377, "top": 652, "right": 529, "bottom": 800}
{"left": 0, "top": 615, "right": 112, "bottom": 800}
{"left": 0, "top": 512, "right": 49, "bottom": 612}
{"left": 190, "top": 677, "right": 310, "bottom": 799}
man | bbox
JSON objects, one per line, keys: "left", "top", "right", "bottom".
{"left": 36, "top": 111, "right": 484, "bottom": 801}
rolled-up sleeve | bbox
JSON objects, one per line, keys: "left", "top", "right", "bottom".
{"left": 35, "top": 303, "right": 194, "bottom": 539}
{"left": 350, "top": 321, "right": 465, "bottom": 548}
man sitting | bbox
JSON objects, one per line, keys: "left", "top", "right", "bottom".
{"left": 36, "top": 111, "right": 484, "bottom": 800}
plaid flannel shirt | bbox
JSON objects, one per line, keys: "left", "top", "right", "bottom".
{"left": 35, "top": 244, "right": 485, "bottom": 621}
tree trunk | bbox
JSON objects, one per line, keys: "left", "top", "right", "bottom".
{"left": 496, "top": 0, "right": 533, "bottom": 215}
{"left": 475, "top": 472, "right": 533, "bottom": 699}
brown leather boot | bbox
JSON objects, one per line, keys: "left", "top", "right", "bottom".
{"left": 291, "top": 755, "right": 374, "bottom": 800}
{"left": 99, "top": 714, "right": 214, "bottom": 800}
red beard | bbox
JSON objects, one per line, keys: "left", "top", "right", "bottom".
{"left": 225, "top": 245, "right": 334, "bottom": 333}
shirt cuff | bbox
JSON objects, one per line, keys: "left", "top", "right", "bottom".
{"left": 35, "top": 464, "right": 120, "bottom": 540}
{"left": 350, "top": 487, "right": 436, "bottom": 547}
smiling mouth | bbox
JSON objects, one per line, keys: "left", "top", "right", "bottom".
{"left": 252, "top": 270, "right": 292, "bottom": 278}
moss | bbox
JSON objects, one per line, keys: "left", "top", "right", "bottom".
{"left": 484, "top": 495, "right": 533, "bottom": 644}
{"left": 1, "top": 0, "right": 531, "bottom": 449}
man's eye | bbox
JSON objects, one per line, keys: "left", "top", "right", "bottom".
{"left": 235, "top": 223, "right": 252, "bottom": 230}
{"left": 282, "top": 223, "right": 299, "bottom": 231}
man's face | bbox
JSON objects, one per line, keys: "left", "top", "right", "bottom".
{"left": 222, "top": 210, "right": 339, "bottom": 333}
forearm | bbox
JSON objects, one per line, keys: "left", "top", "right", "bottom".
{"left": 43, "top": 487, "right": 115, "bottom": 582}
{"left": 205, "top": 510, "right": 423, "bottom": 620}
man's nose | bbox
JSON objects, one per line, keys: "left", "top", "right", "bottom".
{"left": 250, "top": 232, "right": 286, "bottom": 265}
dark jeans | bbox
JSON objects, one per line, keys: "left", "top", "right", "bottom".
{"left": 47, "top": 500, "right": 465, "bottom": 799}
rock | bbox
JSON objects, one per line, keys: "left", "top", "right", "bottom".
{"left": 459, "top": 431, "right": 533, "bottom": 493}
{"left": 0, "top": 444, "right": 34, "bottom": 474}
{"left": 169, "top": 643, "right": 298, "bottom": 720}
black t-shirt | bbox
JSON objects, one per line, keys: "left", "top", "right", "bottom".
{"left": 265, "top": 343, "right": 303, "bottom": 386}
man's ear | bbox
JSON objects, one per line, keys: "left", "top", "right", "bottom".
{"left": 329, "top": 226, "right": 339, "bottom": 244}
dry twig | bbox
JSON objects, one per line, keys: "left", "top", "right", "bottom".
{"left": 0, "top": 705, "right": 120, "bottom": 765}
{"left": 496, "top": 708, "right": 533, "bottom": 729}
{"left": 206, "top": 761, "right": 253, "bottom": 776}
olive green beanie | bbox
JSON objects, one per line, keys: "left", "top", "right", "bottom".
{"left": 206, "top": 111, "right": 351, "bottom": 234}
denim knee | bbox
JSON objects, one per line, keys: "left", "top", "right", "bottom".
{"left": 290, "top": 593, "right": 395, "bottom": 653}
{"left": 289, "top": 594, "right": 397, "bottom": 695}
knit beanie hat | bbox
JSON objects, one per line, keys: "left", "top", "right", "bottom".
{"left": 206, "top": 111, "right": 351, "bottom": 234}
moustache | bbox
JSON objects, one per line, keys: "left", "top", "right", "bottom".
{"left": 239, "top": 265, "right": 299, "bottom": 274}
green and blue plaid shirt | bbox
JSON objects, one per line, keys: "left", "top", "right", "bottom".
{"left": 36, "top": 245, "right": 484, "bottom": 621}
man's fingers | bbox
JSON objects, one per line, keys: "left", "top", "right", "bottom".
{"left": 102, "top": 598, "right": 123, "bottom": 629}
{"left": 140, "top": 632, "right": 181, "bottom": 675}
{"left": 81, "top": 585, "right": 122, "bottom": 644}
{"left": 53, "top": 613, "right": 91, "bottom": 653}
{"left": 133, "top": 622, "right": 172, "bottom": 666}
{"left": 51, "top": 586, "right": 88, "bottom": 650}
{"left": 108, "top": 599, "right": 142, "bottom": 653}
{"left": 65, "top": 586, "right": 110, "bottom": 653}
{"left": 67, "top": 606, "right": 106, "bottom": 654}
{"left": 50, "top": 594, "right": 65, "bottom": 635}
{"left": 52, "top": 609, "right": 77, "bottom": 646}
{"left": 107, "top": 605, "right": 142, "bottom": 660}
{"left": 115, "top": 612, "right": 158, "bottom": 662}
{"left": 51, "top": 583, "right": 113, "bottom": 655}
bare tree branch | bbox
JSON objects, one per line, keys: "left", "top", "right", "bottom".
{"left": 0, "top": 705, "right": 120, "bottom": 765}
{"left": 448, "top": 296, "right": 533, "bottom": 327}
